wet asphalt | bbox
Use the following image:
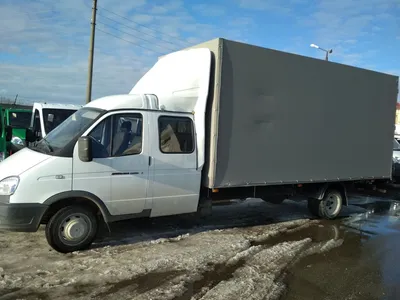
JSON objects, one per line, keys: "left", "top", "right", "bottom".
{"left": 282, "top": 197, "right": 400, "bottom": 300}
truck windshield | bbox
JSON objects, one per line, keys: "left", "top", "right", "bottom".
{"left": 42, "top": 108, "right": 77, "bottom": 135}
{"left": 33, "top": 108, "right": 103, "bottom": 154}
{"left": 8, "top": 111, "right": 31, "bottom": 128}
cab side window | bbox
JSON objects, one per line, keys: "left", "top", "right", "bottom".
{"left": 158, "top": 116, "right": 194, "bottom": 153}
{"left": 88, "top": 117, "right": 112, "bottom": 158}
{"left": 111, "top": 114, "right": 143, "bottom": 156}
{"left": 88, "top": 113, "right": 143, "bottom": 158}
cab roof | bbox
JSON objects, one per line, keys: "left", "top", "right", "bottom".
{"left": 33, "top": 102, "right": 83, "bottom": 110}
{"left": 85, "top": 94, "right": 160, "bottom": 111}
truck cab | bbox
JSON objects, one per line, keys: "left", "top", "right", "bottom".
{"left": 30, "top": 102, "right": 83, "bottom": 141}
{"left": 0, "top": 94, "right": 200, "bottom": 253}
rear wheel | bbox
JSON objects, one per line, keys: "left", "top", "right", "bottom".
{"left": 308, "top": 189, "right": 343, "bottom": 220}
{"left": 318, "top": 190, "right": 343, "bottom": 220}
{"left": 45, "top": 206, "right": 98, "bottom": 253}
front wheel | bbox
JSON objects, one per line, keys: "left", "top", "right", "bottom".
{"left": 45, "top": 206, "right": 98, "bottom": 253}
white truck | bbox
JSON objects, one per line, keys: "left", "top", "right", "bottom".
{"left": 0, "top": 38, "right": 397, "bottom": 253}
{"left": 30, "top": 102, "right": 83, "bottom": 140}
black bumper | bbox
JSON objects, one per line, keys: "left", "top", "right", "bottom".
{"left": 0, "top": 201, "right": 48, "bottom": 232}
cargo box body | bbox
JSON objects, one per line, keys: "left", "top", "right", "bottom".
{"left": 187, "top": 38, "right": 398, "bottom": 189}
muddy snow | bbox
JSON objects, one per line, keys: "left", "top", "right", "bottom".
{"left": 0, "top": 219, "right": 345, "bottom": 299}
{"left": 0, "top": 199, "right": 351, "bottom": 300}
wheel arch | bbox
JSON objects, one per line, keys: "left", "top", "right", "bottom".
{"left": 316, "top": 183, "right": 348, "bottom": 206}
{"left": 41, "top": 191, "right": 112, "bottom": 224}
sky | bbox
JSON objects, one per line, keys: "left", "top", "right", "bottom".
{"left": 0, "top": 0, "right": 399, "bottom": 105}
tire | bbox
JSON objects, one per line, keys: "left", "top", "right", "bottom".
{"left": 318, "top": 190, "right": 343, "bottom": 220}
{"left": 45, "top": 206, "right": 98, "bottom": 253}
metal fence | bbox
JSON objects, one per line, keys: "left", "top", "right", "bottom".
{"left": 0, "top": 97, "right": 33, "bottom": 110}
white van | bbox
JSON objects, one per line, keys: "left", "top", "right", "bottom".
{"left": 30, "top": 102, "right": 83, "bottom": 140}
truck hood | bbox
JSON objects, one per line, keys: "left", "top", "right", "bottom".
{"left": 0, "top": 148, "right": 50, "bottom": 180}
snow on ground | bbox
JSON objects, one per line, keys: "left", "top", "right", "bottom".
{"left": 0, "top": 221, "right": 343, "bottom": 300}
{"left": 0, "top": 200, "right": 346, "bottom": 300}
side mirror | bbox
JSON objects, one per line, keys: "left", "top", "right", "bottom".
{"left": 78, "top": 136, "right": 92, "bottom": 162}
{"left": 5, "top": 126, "right": 12, "bottom": 142}
{"left": 25, "top": 128, "right": 36, "bottom": 143}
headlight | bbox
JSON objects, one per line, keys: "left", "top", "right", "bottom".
{"left": 0, "top": 176, "right": 19, "bottom": 196}
{"left": 11, "top": 136, "right": 25, "bottom": 146}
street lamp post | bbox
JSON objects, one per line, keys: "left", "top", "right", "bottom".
{"left": 310, "top": 43, "right": 333, "bottom": 61}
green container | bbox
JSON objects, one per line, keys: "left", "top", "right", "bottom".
{"left": 0, "top": 107, "right": 32, "bottom": 162}
{"left": 5, "top": 108, "right": 31, "bottom": 142}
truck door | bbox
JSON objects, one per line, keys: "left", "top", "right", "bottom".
{"left": 73, "top": 111, "right": 150, "bottom": 216}
{"left": 148, "top": 113, "right": 201, "bottom": 217}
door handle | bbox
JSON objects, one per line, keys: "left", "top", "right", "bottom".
{"left": 112, "top": 172, "right": 140, "bottom": 175}
{"left": 148, "top": 156, "right": 152, "bottom": 166}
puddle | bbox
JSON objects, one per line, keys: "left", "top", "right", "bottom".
{"left": 282, "top": 200, "right": 400, "bottom": 300}
{"left": 253, "top": 221, "right": 344, "bottom": 247}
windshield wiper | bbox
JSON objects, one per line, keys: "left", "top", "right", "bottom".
{"left": 42, "top": 138, "right": 54, "bottom": 153}
{"left": 29, "top": 142, "right": 46, "bottom": 154}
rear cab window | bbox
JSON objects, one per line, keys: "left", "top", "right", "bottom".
{"left": 158, "top": 116, "right": 194, "bottom": 154}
